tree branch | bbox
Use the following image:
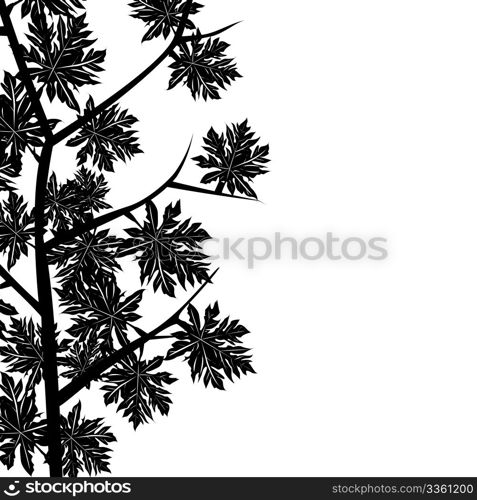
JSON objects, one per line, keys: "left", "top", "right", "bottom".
{"left": 0, "top": 0, "right": 52, "bottom": 138}
{"left": 52, "top": 0, "right": 195, "bottom": 145}
{"left": 35, "top": 143, "right": 64, "bottom": 477}
{"left": 169, "top": 181, "right": 260, "bottom": 202}
{"left": 7, "top": 0, "right": 22, "bottom": 12}
{"left": 0, "top": 264, "right": 40, "bottom": 312}
{"left": 45, "top": 141, "right": 259, "bottom": 250}
{"left": 1, "top": 0, "right": 61, "bottom": 475}
{"left": 45, "top": 139, "right": 193, "bottom": 250}
{"left": 58, "top": 269, "right": 219, "bottom": 405}
{"left": 181, "top": 21, "right": 242, "bottom": 42}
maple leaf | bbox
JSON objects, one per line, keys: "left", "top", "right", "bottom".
{"left": 194, "top": 120, "right": 270, "bottom": 199}
{"left": 129, "top": 0, "right": 202, "bottom": 42}
{"left": 66, "top": 97, "right": 142, "bottom": 172}
{"left": 0, "top": 192, "right": 35, "bottom": 269}
{"left": 0, "top": 319, "right": 43, "bottom": 388}
{"left": 0, "top": 153, "right": 21, "bottom": 192}
{"left": 102, "top": 354, "right": 175, "bottom": 429}
{"left": 59, "top": 333, "right": 102, "bottom": 387}
{"left": 61, "top": 402, "right": 115, "bottom": 477}
{"left": 21, "top": 0, "right": 85, "bottom": 17}
{"left": 74, "top": 166, "right": 111, "bottom": 212}
{"left": 49, "top": 229, "right": 122, "bottom": 288}
{"left": 119, "top": 201, "right": 210, "bottom": 297}
{"left": 167, "top": 303, "right": 255, "bottom": 390}
{"left": 45, "top": 174, "right": 82, "bottom": 232}
{"left": 24, "top": 14, "right": 106, "bottom": 111}
{"left": 0, "top": 374, "right": 45, "bottom": 475}
{"left": 0, "top": 72, "right": 45, "bottom": 157}
{"left": 169, "top": 36, "right": 241, "bottom": 100}
{"left": 45, "top": 167, "right": 111, "bottom": 232}
{"left": 58, "top": 275, "right": 143, "bottom": 347}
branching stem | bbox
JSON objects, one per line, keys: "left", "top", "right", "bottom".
{"left": 58, "top": 269, "right": 219, "bottom": 405}
{"left": 45, "top": 141, "right": 256, "bottom": 250}
{"left": 52, "top": 0, "right": 195, "bottom": 145}
{"left": 0, "top": 265, "right": 40, "bottom": 312}
{"left": 0, "top": 0, "right": 240, "bottom": 479}
{"left": 0, "top": 0, "right": 60, "bottom": 476}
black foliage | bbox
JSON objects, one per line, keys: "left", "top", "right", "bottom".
{"left": 0, "top": 192, "right": 35, "bottom": 269}
{"left": 102, "top": 354, "right": 175, "bottom": 429}
{"left": 169, "top": 36, "right": 241, "bottom": 100}
{"left": 0, "top": 298, "right": 17, "bottom": 318}
{"left": 21, "top": 0, "right": 85, "bottom": 18}
{"left": 130, "top": 0, "right": 202, "bottom": 42}
{"left": 67, "top": 97, "right": 142, "bottom": 172}
{"left": 0, "top": 0, "right": 263, "bottom": 478}
{"left": 0, "top": 298, "right": 17, "bottom": 338}
{"left": 49, "top": 229, "right": 122, "bottom": 289}
{"left": 0, "top": 72, "right": 51, "bottom": 157}
{"left": 0, "top": 153, "right": 21, "bottom": 192}
{"left": 61, "top": 402, "right": 115, "bottom": 477}
{"left": 24, "top": 14, "right": 106, "bottom": 110}
{"left": 194, "top": 120, "right": 270, "bottom": 199}
{"left": 58, "top": 332, "right": 102, "bottom": 386}
{"left": 0, "top": 318, "right": 43, "bottom": 388}
{"left": 46, "top": 167, "right": 111, "bottom": 232}
{"left": 0, "top": 374, "right": 44, "bottom": 475}
{"left": 119, "top": 201, "right": 210, "bottom": 297}
{"left": 58, "top": 275, "right": 143, "bottom": 348}
{"left": 167, "top": 303, "right": 255, "bottom": 390}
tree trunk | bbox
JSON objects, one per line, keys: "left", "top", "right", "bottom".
{"left": 35, "top": 145, "right": 63, "bottom": 478}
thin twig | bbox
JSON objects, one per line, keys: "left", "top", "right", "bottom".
{"left": 169, "top": 181, "right": 260, "bottom": 202}
{"left": 181, "top": 21, "right": 242, "bottom": 42}
{"left": 27, "top": 144, "right": 41, "bottom": 163}
{"left": 0, "top": 264, "right": 40, "bottom": 312}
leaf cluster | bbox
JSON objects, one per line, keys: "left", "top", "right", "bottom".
{"left": 24, "top": 13, "right": 106, "bottom": 110}
{"left": 130, "top": 0, "right": 202, "bottom": 42}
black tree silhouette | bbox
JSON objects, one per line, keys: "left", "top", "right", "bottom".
{"left": 0, "top": 0, "right": 269, "bottom": 477}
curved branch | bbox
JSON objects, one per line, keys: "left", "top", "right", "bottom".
{"left": 169, "top": 181, "right": 260, "bottom": 202}
{"left": 58, "top": 269, "right": 219, "bottom": 405}
{"left": 0, "top": 265, "right": 40, "bottom": 312}
{"left": 0, "top": 0, "right": 52, "bottom": 138}
{"left": 181, "top": 21, "right": 242, "bottom": 42}
{"left": 45, "top": 141, "right": 259, "bottom": 250}
{"left": 45, "top": 139, "right": 193, "bottom": 250}
{"left": 52, "top": 0, "right": 194, "bottom": 145}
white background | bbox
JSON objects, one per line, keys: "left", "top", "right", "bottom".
{"left": 2, "top": 0, "right": 477, "bottom": 477}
